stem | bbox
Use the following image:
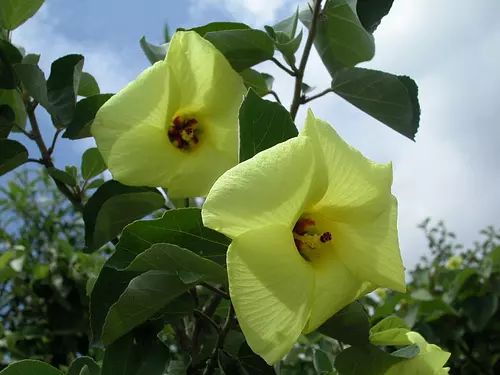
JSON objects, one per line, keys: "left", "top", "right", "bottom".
{"left": 289, "top": 0, "right": 323, "bottom": 120}
{"left": 268, "top": 90, "right": 282, "bottom": 104}
{"left": 202, "top": 303, "right": 235, "bottom": 375}
{"left": 271, "top": 57, "right": 296, "bottom": 76}
{"left": 302, "top": 87, "right": 333, "bottom": 104}
{"left": 48, "top": 128, "right": 63, "bottom": 156}
{"left": 191, "top": 294, "right": 223, "bottom": 354}
{"left": 27, "top": 102, "right": 84, "bottom": 213}
{"left": 26, "top": 158, "right": 44, "bottom": 165}
{"left": 200, "top": 282, "right": 230, "bottom": 300}
{"left": 12, "top": 122, "right": 34, "bottom": 139}
{"left": 193, "top": 309, "right": 220, "bottom": 333}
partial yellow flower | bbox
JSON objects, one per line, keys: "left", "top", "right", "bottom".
{"left": 445, "top": 255, "right": 463, "bottom": 270}
{"left": 202, "top": 110, "right": 406, "bottom": 364}
{"left": 385, "top": 332, "right": 451, "bottom": 375}
{"left": 92, "top": 31, "right": 246, "bottom": 197}
{"left": 375, "top": 288, "right": 388, "bottom": 300}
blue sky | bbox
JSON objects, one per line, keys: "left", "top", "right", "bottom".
{"left": 6, "top": 0, "right": 500, "bottom": 269}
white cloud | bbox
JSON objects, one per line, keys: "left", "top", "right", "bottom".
{"left": 201, "top": 0, "right": 500, "bottom": 268}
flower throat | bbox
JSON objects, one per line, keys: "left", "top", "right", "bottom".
{"left": 168, "top": 115, "right": 200, "bottom": 150}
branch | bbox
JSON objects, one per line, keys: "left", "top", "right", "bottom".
{"left": 289, "top": 0, "right": 323, "bottom": 120}
{"left": 27, "top": 102, "right": 84, "bottom": 213}
{"left": 48, "top": 128, "right": 63, "bottom": 156}
{"left": 202, "top": 303, "right": 235, "bottom": 375}
{"left": 200, "top": 282, "right": 230, "bottom": 300}
{"left": 271, "top": 57, "right": 296, "bottom": 77}
{"left": 302, "top": 87, "right": 333, "bottom": 104}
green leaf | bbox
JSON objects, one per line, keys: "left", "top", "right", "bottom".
{"left": 335, "top": 344, "right": 404, "bottom": 375}
{"left": 0, "top": 0, "right": 44, "bottom": 30}
{"left": 86, "top": 178, "right": 105, "bottom": 190}
{"left": 186, "top": 22, "right": 249, "bottom": 36}
{"left": 63, "top": 93, "right": 113, "bottom": 139}
{"left": 33, "top": 263, "right": 49, "bottom": 280}
{"left": 0, "top": 359, "right": 63, "bottom": 374}
{"left": 239, "top": 88, "right": 297, "bottom": 162}
{"left": 124, "top": 243, "right": 226, "bottom": 284}
{"left": 0, "top": 139, "right": 27, "bottom": 176}
{"left": 410, "top": 288, "right": 434, "bottom": 301}
{"left": 0, "top": 40, "right": 23, "bottom": 89}
{"left": 164, "top": 21, "right": 171, "bottom": 43}
{"left": 101, "top": 330, "right": 169, "bottom": 375}
{"left": 47, "top": 54, "right": 84, "bottom": 126}
{"left": 391, "top": 344, "right": 420, "bottom": 359}
{"left": 101, "top": 270, "right": 202, "bottom": 345}
{"left": 274, "top": 31, "right": 302, "bottom": 66}
{"left": 369, "top": 316, "right": 411, "bottom": 346}
{"left": 90, "top": 267, "right": 140, "bottom": 346}
{"left": 81, "top": 147, "right": 106, "bottom": 180}
{"left": 0, "top": 89, "right": 26, "bottom": 129}
{"left": 108, "top": 208, "right": 229, "bottom": 269}
{"left": 155, "top": 293, "right": 195, "bottom": 324}
{"left": 83, "top": 180, "right": 164, "bottom": 251}
{"left": 47, "top": 167, "right": 77, "bottom": 187}
{"left": 139, "top": 36, "right": 168, "bottom": 64}
{"left": 22, "top": 53, "right": 40, "bottom": 64}
{"left": 314, "top": 349, "right": 334, "bottom": 373}
{"left": 67, "top": 357, "right": 101, "bottom": 375}
{"left": 78, "top": 72, "right": 100, "bottom": 97}
{"left": 356, "top": 0, "right": 394, "bottom": 33}
{"left": 65, "top": 164, "right": 78, "bottom": 180}
{"left": 272, "top": 8, "right": 299, "bottom": 39}
{"left": 0, "top": 103, "right": 14, "bottom": 138}
{"left": 300, "top": 0, "right": 375, "bottom": 74}
{"left": 240, "top": 69, "right": 274, "bottom": 97}
{"left": 318, "top": 301, "right": 370, "bottom": 345}
{"left": 462, "top": 295, "right": 499, "bottom": 332}
{"left": 14, "top": 63, "right": 49, "bottom": 108}
{"left": 332, "top": 67, "right": 420, "bottom": 140}
{"left": 205, "top": 29, "right": 275, "bottom": 72}
{"left": 237, "top": 342, "right": 279, "bottom": 374}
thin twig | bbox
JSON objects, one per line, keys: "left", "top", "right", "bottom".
{"left": 200, "top": 282, "right": 230, "bottom": 300}
{"left": 271, "top": 57, "right": 296, "bottom": 76}
{"left": 12, "top": 122, "right": 34, "bottom": 139}
{"left": 289, "top": 0, "right": 323, "bottom": 120}
{"left": 26, "top": 158, "right": 44, "bottom": 165}
{"left": 202, "top": 303, "right": 235, "bottom": 375}
{"left": 48, "top": 128, "right": 63, "bottom": 156}
{"left": 192, "top": 294, "right": 223, "bottom": 353}
{"left": 302, "top": 87, "right": 333, "bottom": 104}
{"left": 268, "top": 90, "right": 282, "bottom": 104}
{"left": 193, "top": 309, "right": 220, "bottom": 333}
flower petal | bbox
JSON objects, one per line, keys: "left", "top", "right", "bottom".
{"left": 92, "top": 61, "right": 179, "bottom": 162}
{"left": 202, "top": 136, "right": 325, "bottom": 238}
{"left": 331, "top": 196, "right": 406, "bottom": 292}
{"left": 227, "top": 224, "right": 314, "bottom": 364}
{"left": 107, "top": 123, "right": 184, "bottom": 187}
{"left": 301, "top": 110, "right": 393, "bottom": 222}
{"left": 303, "top": 256, "right": 373, "bottom": 333}
{"left": 167, "top": 141, "right": 236, "bottom": 198}
{"left": 166, "top": 31, "right": 246, "bottom": 122}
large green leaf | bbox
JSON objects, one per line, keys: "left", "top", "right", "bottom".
{"left": 14, "top": 63, "right": 50, "bottom": 108}
{"left": 334, "top": 344, "right": 404, "bottom": 375}
{"left": 63, "top": 93, "right": 113, "bottom": 139}
{"left": 332, "top": 67, "right": 420, "bottom": 140}
{"left": 47, "top": 54, "right": 84, "bottom": 126}
{"left": 139, "top": 36, "right": 168, "bottom": 64}
{"left": 81, "top": 147, "right": 106, "bottom": 181}
{"left": 0, "top": 89, "right": 26, "bottom": 128}
{"left": 186, "top": 22, "right": 249, "bottom": 36}
{"left": 108, "top": 208, "right": 229, "bottom": 269}
{"left": 0, "top": 139, "right": 27, "bottom": 176}
{"left": 462, "top": 295, "right": 499, "bottom": 332}
{"left": 101, "top": 329, "right": 169, "bottom": 375}
{"left": 369, "top": 316, "right": 411, "bottom": 346}
{"left": 356, "top": 0, "right": 394, "bottom": 33}
{"left": 0, "top": 39, "right": 23, "bottom": 89}
{"left": 0, "top": 0, "right": 45, "bottom": 30}
{"left": 0, "top": 359, "right": 63, "bottom": 374}
{"left": 0, "top": 103, "right": 14, "bottom": 138}
{"left": 204, "top": 29, "right": 275, "bottom": 72}
{"left": 240, "top": 69, "right": 274, "bottom": 97}
{"left": 67, "top": 357, "right": 101, "bottom": 375}
{"left": 300, "top": 0, "right": 375, "bottom": 75}
{"left": 101, "top": 270, "right": 202, "bottom": 345}
{"left": 78, "top": 72, "right": 100, "bottom": 97}
{"left": 47, "top": 167, "right": 77, "bottom": 187}
{"left": 313, "top": 349, "right": 334, "bottom": 373}
{"left": 83, "top": 180, "right": 164, "bottom": 251}
{"left": 239, "top": 88, "right": 297, "bottom": 162}
{"left": 318, "top": 301, "right": 370, "bottom": 345}
{"left": 124, "top": 243, "right": 226, "bottom": 284}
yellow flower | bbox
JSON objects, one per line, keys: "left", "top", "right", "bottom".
{"left": 445, "top": 255, "right": 463, "bottom": 270}
{"left": 92, "top": 31, "right": 246, "bottom": 197}
{"left": 202, "top": 110, "right": 406, "bottom": 364}
{"left": 385, "top": 332, "right": 451, "bottom": 375}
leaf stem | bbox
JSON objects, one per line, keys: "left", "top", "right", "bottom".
{"left": 200, "top": 282, "right": 230, "bottom": 300}
{"left": 289, "top": 0, "right": 323, "bottom": 120}
{"left": 12, "top": 122, "right": 34, "bottom": 139}
{"left": 302, "top": 87, "right": 333, "bottom": 104}
{"left": 268, "top": 90, "right": 282, "bottom": 104}
{"left": 271, "top": 57, "right": 296, "bottom": 76}
{"left": 193, "top": 309, "right": 220, "bottom": 333}
{"left": 202, "top": 303, "right": 235, "bottom": 375}
{"left": 48, "top": 128, "right": 63, "bottom": 156}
